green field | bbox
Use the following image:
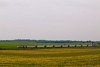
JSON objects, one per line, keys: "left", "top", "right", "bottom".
{"left": 0, "top": 48, "right": 100, "bottom": 67}
{"left": 0, "top": 42, "right": 80, "bottom": 49}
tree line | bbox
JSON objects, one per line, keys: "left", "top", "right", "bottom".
{"left": 0, "top": 39, "right": 97, "bottom": 44}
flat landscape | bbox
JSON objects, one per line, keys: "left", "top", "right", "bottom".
{"left": 0, "top": 47, "right": 100, "bottom": 67}
{"left": 0, "top": 0, "right": 100, "bottom": 67}
{"left": 0, "top": 42, "right": 68, "bottom": 49}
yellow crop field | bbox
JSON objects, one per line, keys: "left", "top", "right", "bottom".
{"left": 0, "top": 48, "right": 100, "bottom": 67}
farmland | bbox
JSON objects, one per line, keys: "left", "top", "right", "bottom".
{"left": 0, "top": 40, "right": 99, "bottom": 49}
{"left": 0, "top": 41, "right": 84, "bottom": 50}
{"left": 0, "top": 42, "right": 67, "bottom": 49}
{"left": 0, "top": 48, "right": 100, "bottom": 67}
{"left": 0, "top": 41, "right": 100, "bottom": 67}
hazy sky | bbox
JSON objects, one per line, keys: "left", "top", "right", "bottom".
{"left": 0, "top": 0, "right": 100, "bottom": 40}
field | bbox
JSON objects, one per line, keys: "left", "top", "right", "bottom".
{"left": 0, "top": 48, "right": 100, "bottom": 67}
{"left": 0, "top": 41, "right": 98, "bottom": 49}
{"left": 0, "top": 42, "right": 79, "bottom": 49}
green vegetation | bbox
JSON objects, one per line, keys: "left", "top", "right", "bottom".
{"left": 0, "top": 42, "right": 68, "bottom": 49}
{"left": 0, "top": 40, "right": 98, "bottom": 49}
{"left": 0, "top": 48, "right": 100, "bottom": 67}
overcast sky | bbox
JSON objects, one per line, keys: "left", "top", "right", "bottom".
{"left": 0, "top": 0, "right": 100, "bottom": 40}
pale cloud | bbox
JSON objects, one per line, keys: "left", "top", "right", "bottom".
{"left": 0, "top": 0, "right": 100, "bottom": 40}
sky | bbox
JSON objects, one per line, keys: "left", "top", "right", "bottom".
{"left": 0, "top": 0, "right": 100, "bottom": 41}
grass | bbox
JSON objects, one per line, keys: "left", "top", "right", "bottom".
{"left": 0, "top": 42, "right": 80, "bottom": 49}
{"left": 0, "top": 48, "right": 100, "bottom": 67}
